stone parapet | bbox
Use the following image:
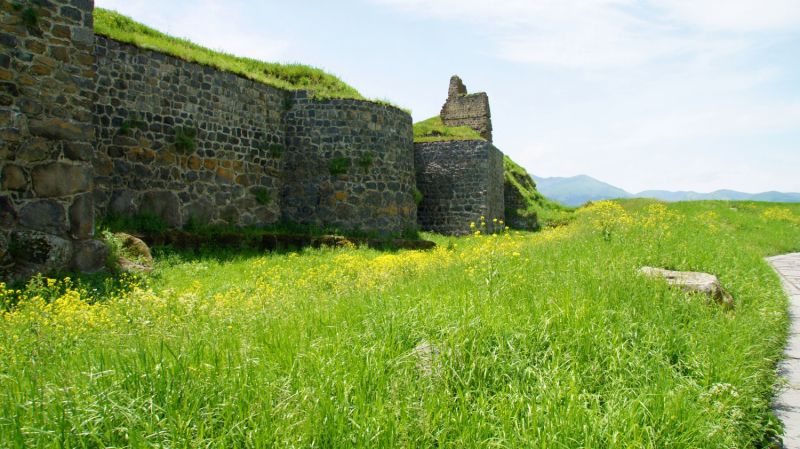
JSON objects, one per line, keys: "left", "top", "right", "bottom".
{"left": 440, "top": 76, "right": 492, "bottom": 142}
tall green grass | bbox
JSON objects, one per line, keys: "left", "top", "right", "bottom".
{"left": 1, "top": 200, "right": 799, "bottom": 447}
{"left": 94, "top": 9, "right": 396, "bottom": 106}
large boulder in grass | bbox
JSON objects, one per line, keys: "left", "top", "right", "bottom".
{"left": 639, "top": 267, "right": 734, "bottom": 307}
{"left": 116, "top": 232, "right": 153, "bottom": 266}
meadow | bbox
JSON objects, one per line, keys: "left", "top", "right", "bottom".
{"left": 1, "top": 199, "right": 800, "bottom": 448}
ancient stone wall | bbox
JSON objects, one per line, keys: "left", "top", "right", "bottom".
{"left": 282, "top": 92, "right": 416, "bottom": 236}
{"left": 414, "top": 140, "right": 504, "bottom": 235}
{"left": 93, "top": 36, "right": 286, "bottom": 229}
{"left": 93, "top": 38, "right": 416, "bottom": 236}
{"left": 440, "top": 76, "right": 492, "bottom": 142}
{"left": 0, "top": 0, "right": 107, "bottom": 279}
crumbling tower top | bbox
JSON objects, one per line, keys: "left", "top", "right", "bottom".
{"left": 439, "top": 75, "right": 493, "bottom": 142}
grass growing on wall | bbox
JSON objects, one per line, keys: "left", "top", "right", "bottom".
{"left": 2, "top": 200, "right": 800, "bottom": 446}
{"left": 413, "top": 116, "right": 485, "bottom": 142}
{"left": 94, "top": 9, "right": 398, "bottom": 106}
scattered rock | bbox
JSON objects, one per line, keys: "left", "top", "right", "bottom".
{"left": 116, "top": 232, "right": 153, "bottom": 266}
{"left": 70, "top": 239, "right": 110, "bottom": 274}
{"left": 118, "top": 256, "right": 153, "bottom": 273}
{"left": 639, "top": 266, "right": 734, "bottom": 307}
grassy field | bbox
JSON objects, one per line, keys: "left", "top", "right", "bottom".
{"left": 94, "top": 9, "right": 393, "bottom": 106}
{"left": 2, "top": 200, "right": 800, "bottom": 447}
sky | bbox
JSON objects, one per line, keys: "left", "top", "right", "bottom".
{"left": 95, "top": 0, "right": 800, "bottom": 194}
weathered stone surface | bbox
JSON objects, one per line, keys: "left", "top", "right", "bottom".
{"left": 639, "top": 267, "right": 734, "bottom": 307}
{"left": 140, "top": 190, "right": 182, "bottom": 228}
{"left": 440, "top": 76, "right": 493, "bottom": 142}
{"left": 70, "top": 239, "right": 109, "bottom": 274}
{"left": 28, "top": 119, "right": 94, "bottom": 141}
{"left": 415, "top": 139, "right": 504, "bottom": 235}
{"left": 32, "top": 162, "right": 92, "bottom": 197}
{"left": 1, "top": 164, "right": 27, "bottom": 191}
{"left": 11, "top": 229, "right": 73, "bottom": 271}
{"left": 69, "top": 193, "right": 94, "bottom": 239}
{"left": 19, "top": 200, "right": 68, "bottom": 235}
{"left": 182, "top": 198, "right": 214, "bottom": 226}
{"left": 117, "top": 232, "right": 153, "bottom": 266}
{"left": 64, "top": 142, "right": 93, "bottom": 161}
{"left": 0, "top": 196, "right": 16, "bottom": 226}
{"left": 109, "top": 189, "right": 139, "bottom": 217}
{"left": 16, "top": 140, "right": 49, "bottom": 162}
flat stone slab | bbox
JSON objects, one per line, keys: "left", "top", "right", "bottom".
{"left": 639, "top": 266, "right": 734, "bottom": 307}
{"left": 766, "top": 253, "right": 800, "bottom": 448}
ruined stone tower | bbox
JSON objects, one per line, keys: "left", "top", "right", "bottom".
{"left": 439, "top": 76, "right": 493, "bottom": 142}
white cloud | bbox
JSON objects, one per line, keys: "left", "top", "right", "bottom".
{"left": 96, "top": 0, "right": 293, "bottom": 62}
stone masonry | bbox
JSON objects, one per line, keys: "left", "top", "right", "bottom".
{"left": 440, "top": 75, "right": 492, "bottom": 142}
{"left": 93, "top": 36, "right": 286, "bottom": 229}
{"left": 415, "top": 139, "right": 504, "bottom": 235}
{"left": 282, "top": 91, "right": 416, "bottom": 235}
{"left": 415, "top": 76, "right": 505, "bottom": 236}
{"left": 92, "top": 38, "right": 416, "bottom": 236}
{"left": 0, "top": 0, "right": 107, "bottom": 280}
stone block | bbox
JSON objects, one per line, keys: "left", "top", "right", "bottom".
{"left": 16, "top": 140, "right": 50, "bottom": 162}
{"left": 64, "top": 142, "right": 93, "bottom": 161}
{"left": 1, "top": 164, "right": 27, "bottom": 191}
{"left": 109, "top": 189, "right": 139, "bottom": 217}
{"left": 29, "top": 119, "right": 94, "bottom": 141}
{"left": 69, "top": 192, "right": 94, "bottom": 240}
{"left": 32, "top": 162, "right": 92, "bottom": 197}
{"left": 11, "top": 229, "right": 74, "bottom": 272}
{"left": 70, "top": 240, "right": 110, "bottom": 274}
{"left": 140, "top": 190, "right": 182, "bottom": 228}
{"left": 19, "top": 200, "right": 68, "bottom": 235}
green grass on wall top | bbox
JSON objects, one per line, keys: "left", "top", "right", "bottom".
{"left": 413, "top": 116, "right": 485, "bottom": 142}
{"left": 94, "top": 8, "right": 399, "bottom": 107}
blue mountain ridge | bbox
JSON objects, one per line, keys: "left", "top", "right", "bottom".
{"left": 531, "top": 175, "right": 800, "bottom": 207}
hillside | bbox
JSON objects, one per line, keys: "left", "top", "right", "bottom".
{"left": 532, "top": 174, "right": 800, "bottom": 206}
{"left": 532, "top": 174, "right": 632, "bottom": 206}
{"left": 504, "top": 157, "right": 574, "bottom": 228}
{"left": 94, "top": 9, "right": 376, "bottom": 102}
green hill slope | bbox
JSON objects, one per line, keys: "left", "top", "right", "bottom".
{"left": 504, "top": 156, "right": 575, "bottom": 229}
{"left": 94, "top": 9, "right": 378, "bottom": 102}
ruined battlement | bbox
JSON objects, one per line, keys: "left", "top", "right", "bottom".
{"left": 439, "top": 76, "right": 493, "bottom": 142}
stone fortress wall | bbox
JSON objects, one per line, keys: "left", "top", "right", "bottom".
{"left": 415, "top": 76, "right": 505, "bottom": 236}
{"left": 0, "top": 0, "right": 105, "bottom": 278}
{"left": 0, "top": 0, "right": 511, "bottom": 279}
{"left": 0, "top": 0, "right": 417, "bottom": 280}
{"left": 93, "top": 38, "right": 416, "bottom": 236}
{"left": 415, "top": 139, "right": 504, "bottom": 235}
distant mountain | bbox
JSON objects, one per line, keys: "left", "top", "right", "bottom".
{"left": 531, "top": 174, "right": 800, "bottom": 207}
{"left": 531, "top": 175, "right": 632, "bottom": 206}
